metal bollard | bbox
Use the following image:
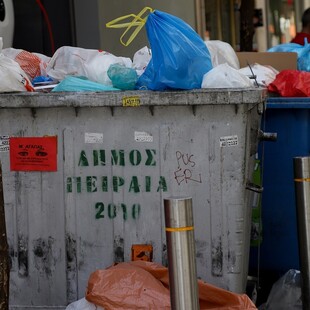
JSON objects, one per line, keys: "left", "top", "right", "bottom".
{"left": 164, "top": 197, "right": 200, "bottom": 310}
{"left": 293, "top": 156, "right": 310, "bottom": 310}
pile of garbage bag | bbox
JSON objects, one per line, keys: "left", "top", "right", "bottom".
{"left": 66, "top": 261, "right": 257, "bottom": 310}
{"left": 0, "top": 8, "right": 278, "bottom": 93}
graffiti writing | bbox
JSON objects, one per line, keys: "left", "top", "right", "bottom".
{"left": 174, "top": 151, "right": 202, "bottom": 185}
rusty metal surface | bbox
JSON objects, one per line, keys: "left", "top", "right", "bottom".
{"left": 0, "top": 89, "right": 265, "bottom": 309}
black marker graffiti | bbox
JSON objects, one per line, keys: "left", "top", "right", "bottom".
{"left": 174, "top": 151, "right": 202, "bottom": 185}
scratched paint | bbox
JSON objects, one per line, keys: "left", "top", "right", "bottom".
{"left": 114, "top": 236, "right": 124, "bottom": 263}
{"left": 33, "top": 237, "right": 57, "bottom": 277}
{"left": 211, "top": 238, "right": 223, "bottom": 276}
{"left": 18, "top": 235, "right": 28, "bottom": 277}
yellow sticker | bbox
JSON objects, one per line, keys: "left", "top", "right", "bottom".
{"left": 122, "top": 96, "right": 141, "bottom": 107}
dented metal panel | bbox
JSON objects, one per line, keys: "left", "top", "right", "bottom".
{"left": 0, "top": 89, "right": 265, "bottom": 309}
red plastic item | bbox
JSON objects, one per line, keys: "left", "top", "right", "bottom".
{"left": 86, "top": 261, "right": 257, "bottom": 310}
{"left": 268, "top": 70, "right": 310, "bottom": 97}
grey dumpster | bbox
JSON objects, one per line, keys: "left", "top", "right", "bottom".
{"left": 0, "top": 89, "right": 265, "bottom": 309}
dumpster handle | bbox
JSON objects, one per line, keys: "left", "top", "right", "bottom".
{"left": 258, "top": 129, "right": 277, "bottom": 142}
{"left": 246, "top": 181, "right": 263, "bottom": 193}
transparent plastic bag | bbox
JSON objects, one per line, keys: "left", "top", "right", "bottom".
{"left": 265, "top": 269, "right": 302, "bottom": 310}
{"left": 205, "top": 40, "right": 240, "bottom": 69}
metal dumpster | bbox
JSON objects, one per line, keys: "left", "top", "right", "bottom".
{"left": 0, "top": 89, "right": 265, "bottom": 309}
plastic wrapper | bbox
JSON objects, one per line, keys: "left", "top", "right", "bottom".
{"left": 86, "top": 261, "right": 257, "bottom": 310}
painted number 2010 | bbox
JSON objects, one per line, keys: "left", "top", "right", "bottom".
{"left": 95, "top": 202, "right": 141, "bottom": 220}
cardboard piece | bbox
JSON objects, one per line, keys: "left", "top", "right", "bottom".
{"left": 236, "top": 52, "right": 297, "bottom": 71}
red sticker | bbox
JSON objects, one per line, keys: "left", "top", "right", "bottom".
{"left": 10, "top": 136, "right": 57, "bottom": 171}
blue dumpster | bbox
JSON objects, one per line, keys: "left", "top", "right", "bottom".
{"left": 250, "top": 97, "right": 310, "bottom": 281}
{"left": 248, "top": 97, "right": 310, "bottom": 305}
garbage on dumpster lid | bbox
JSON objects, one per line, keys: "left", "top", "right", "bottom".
{"left": 51, "top": 76, "right": 120, "bottom": 92}
{"left": 46, "top": 46, "right": 132, "bottom": 86}
{"left": 107, "top": 63, "right": 138, "bottom": 90}
{"left": 205, "top": 40, "right": 240, "bottom": 70}
{"left": 201, "top": 63, "right": 253, "bottom": 88}
{"left": 268, "top": 69, "right": 310, "bottom": 97}
{"left": 132, "top": 46, "right": 151, "bottom": 77}
{"left": 136, "top": 9, "right": 213, "bottom": 90}
{"left": 2, "top": 47, "right": 50, "bottom": 79}
{"left": 0, "top": 38, "right": 34, "bottom": 92}
{"left": 85, "top": 261, "right": 257, "bottom": 310}
{"left": 107, "top": 7, "right": 213, "bottom": 91}
{"left": 239, "top": 63, "right": 278, "bottom": 87}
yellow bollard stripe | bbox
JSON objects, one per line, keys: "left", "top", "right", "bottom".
{"left": 294, "top": 178, "right": 310, "bottom": 182}
{"left": 166, "top": 226, "right": 194, "bottom": 232}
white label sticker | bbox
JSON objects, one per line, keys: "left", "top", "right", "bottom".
{"left": 0, "top": 135, "right": 9, "bottom": 152}
{"left": 85, "top": 133, "right": 104, "bottom": 144}
{"left": 220, "top": 135, "right": 238, "bottom": 147}
{"left": 134, "top": 131, "right": 153, "bottom": 143}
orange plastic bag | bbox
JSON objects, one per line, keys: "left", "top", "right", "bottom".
{"left": 85, "top": 261, "right": 257, "bottom": 310}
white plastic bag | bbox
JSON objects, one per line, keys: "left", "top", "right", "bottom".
{"left": 2, "top": 47, "right": 51, "bottom": 80}
{"left": 205, "top": 40, "right": 240, "bottom": 69}
{"left": 0, "top": 37, "right": 34, "bottom": 92}
{"left": 132, "top": 46, "right": 152, "bottom": 77}
{"left": 65, "top": 297, "right": 105, "bottom": 310}
{"left": 201, "top": 63, "right": 253, "bottom": 88}
{"left": 239, "top": 63, "right": 278, "bottom": 87}
{"left": 46, "top": 46, "right": 132, "bottom": 85}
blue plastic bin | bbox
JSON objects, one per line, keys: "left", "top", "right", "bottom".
{"left": 251, "top": 97, "right": 310, "bottom": 276}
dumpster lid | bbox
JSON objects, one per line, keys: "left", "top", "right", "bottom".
{"left": 0, "top": 89, "right": 266, "bottom": 108}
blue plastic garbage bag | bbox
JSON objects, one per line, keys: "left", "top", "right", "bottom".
{"left": 136, "top": 10, "right": 213, "bottom": 91}
{"left": 52, "top": 76, "right": 120, "bottom": 92}
{"left": 268, "top": 40, "right": 310, "bottom": 71}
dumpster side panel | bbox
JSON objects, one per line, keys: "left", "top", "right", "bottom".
{"left": 1, "top": 109, "right": 68, "bottom": 307}
{"left": 0, "top": 94, "right": 262, "bottom": 308}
